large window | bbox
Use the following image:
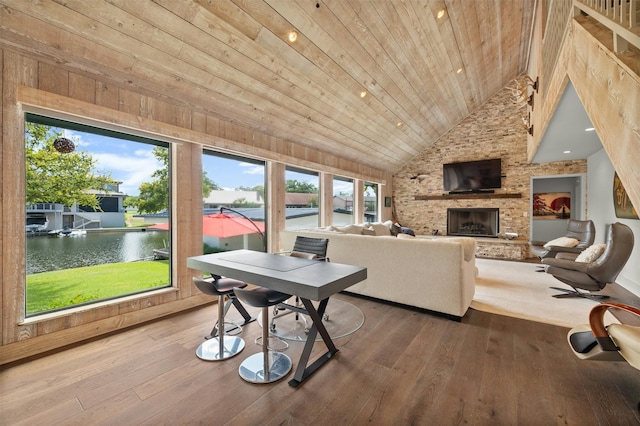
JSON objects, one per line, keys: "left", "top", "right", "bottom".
{"left": 201, "top": 150, "right": 266, "bottom": 252}
{"left": 364, "top": 181, "right": 379, "bottom": 222}
{"left": 333, "top": 176, "right": 354, "bottom": 225}
{"left": 285, "top": 167, "right": 320, "bottom": 230}
{"left": 25, "top": 114, "right": 171, "bottom": 316}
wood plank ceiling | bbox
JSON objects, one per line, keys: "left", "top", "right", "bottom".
{"left": 0, "top": 0, "right": 535, "bottom": 174}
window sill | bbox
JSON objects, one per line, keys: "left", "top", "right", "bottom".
{"left": 20, "top": 286, "right": 179, "bottom": 325}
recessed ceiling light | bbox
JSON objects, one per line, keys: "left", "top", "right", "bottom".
{"left": 360, "top": 90, "right": 367, "bottom": 98}
{"left": 288, "top": 31, "right": 298, "bottom": 43}
{"left": 585, "top": 127, "right": 595, "bottom": 132}
{"left": 563, "top": 150, "right": 572, "bottom": 154}
{"left": 437, "top": 9, "right": 445, "bottom": 19}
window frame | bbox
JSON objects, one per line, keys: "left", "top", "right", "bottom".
{"left": 18, "top": 106, "right": 180, "bottom": 323}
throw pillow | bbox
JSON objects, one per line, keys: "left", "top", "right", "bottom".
{"left": 396, "top": 233, "right": 415, "bottom": 239}
{"left": 575, "top": 244, "right": 607, "bottom": 263}
{"left": 401, "top": 227, "right": 415, "bottom": 236}
{"left": 543, "top": 236, "right": 579, "bottom": 249}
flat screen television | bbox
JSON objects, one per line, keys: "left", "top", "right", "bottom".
{"left": 443, "top": 158, "right": 502, "bottom": 193}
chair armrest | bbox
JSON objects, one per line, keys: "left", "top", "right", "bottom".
{"left": 555, "top": 252, "right": 579, "bottom": 260}
{"left": 542, "top": 257, "right": 592, "bottom": 273}
{"left": 545, "top": 245, "right": 584, "bottom": 254}
{"left": 589, "top": 303, "right": 640, "bottom": 351}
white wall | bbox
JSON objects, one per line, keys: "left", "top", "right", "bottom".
{"left": 588, "top": 149, "right": 640, "bottom": 295}
{"left": 530, "top": 175, "right": 585, "bottom": 242}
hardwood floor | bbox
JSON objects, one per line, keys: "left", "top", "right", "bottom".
{"left": 2, "top": 293, "right": 640, "bottom": 425}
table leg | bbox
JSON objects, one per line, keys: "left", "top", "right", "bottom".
{"left": 288, "top": 297, "right": 339, "bottom": 387}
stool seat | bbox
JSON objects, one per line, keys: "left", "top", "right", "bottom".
{"left": 234, "top": 287, "right": 290, "bottom": 308}
{"left": 193, "top": 275, "right": 246, "bottom": 296}
{"left": 233, "top": 287, "right": 293, "bottom": 384}
{"left": 193, "top": 276, "right": 254, "bottom": 361}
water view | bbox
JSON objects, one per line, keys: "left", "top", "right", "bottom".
{"left": 26, "top": 230, "right": 169, "bottom": 275}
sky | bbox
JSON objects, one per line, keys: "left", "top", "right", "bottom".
{"left": 61, "top": 128, "right": 355, "bottom": 196}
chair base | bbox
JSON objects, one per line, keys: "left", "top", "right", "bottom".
{"left": 551, "top": 286, "right": 609, "bottom": 300}
{"left": 238, "top": 352, "right": 292, "bottom": 384}
{"left": 196, "top": 335, "right": 245, "bottom": 361}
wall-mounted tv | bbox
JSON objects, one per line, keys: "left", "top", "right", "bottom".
{"left": 443, "top": 158, "right": 502, "bottom": 193}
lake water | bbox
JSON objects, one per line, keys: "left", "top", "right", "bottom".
{"left": 26, "top": 230, "right": 169, "bottom": 275}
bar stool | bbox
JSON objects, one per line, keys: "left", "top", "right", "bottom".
{"left": 193, "top": 276, "right": 254, "bottom": 361}
{"left": 233, "top": 287, "right": 293, "bottom": 384}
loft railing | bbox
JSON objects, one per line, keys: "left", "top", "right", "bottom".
{"left": 575, "top": 0, "right": 640, "bottom": 52}
{"left": 577, "top": 0, "right": 638, "bottom": 28}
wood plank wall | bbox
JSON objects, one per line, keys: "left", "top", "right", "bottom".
{"left": 530, "top": 14, "right": 640, "bottom": 213}
{"left": 0, "top": 48, "right": 392, "bottom": 365}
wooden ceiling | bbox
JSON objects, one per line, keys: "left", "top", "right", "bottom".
{"left": 0, "top": 0, "right": 535, "bottom": 173}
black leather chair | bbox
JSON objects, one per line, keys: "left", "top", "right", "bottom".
{"left": 233, "top": 287, "right": 293, "bottom": 384}
{"left": 543, "top": 222, "right": 634, "bottom": 299}
{"left": 288, "top": 235, "right": 330, "bottom": 261}
{"left": 530, "top": 219, "right": 596, "bottom": 264}
{"left": 270, "top": 236, "right": 329, "bottom": 333}
{"left": 192, "top": 276, "right": 254, "bottom": 361}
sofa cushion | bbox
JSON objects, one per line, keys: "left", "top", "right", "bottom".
{"left": 336, "top": 224, "right": 365, "bottom": 234}
{"left": 397, "top": 233, "right": 415, "bottom": 239}
{"left": 369, "top": 222, "right": 391, "bottom": 236}
{"left": 575, "top": 244, "right": 606, "bottom": 263}
{"left": 361, "top": 227, "right": 376, "bottom": 236}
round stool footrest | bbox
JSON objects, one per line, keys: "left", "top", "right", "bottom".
{"left": 255, "top": 336, "right": 289, "bottom": 352}
{"left": 211, "top": 321, "right": 242, "bottom": 337}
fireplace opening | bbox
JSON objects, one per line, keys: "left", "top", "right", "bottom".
{"left": 447, "top": 208, "right": 499, "bottom": 238}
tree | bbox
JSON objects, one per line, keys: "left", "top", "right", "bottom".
{"left": 286, "top": 179, "right": 318, "bottom": 193}
{"left": 25, "top": 123, "right": 115, "bottom": 210}
{"left": 235, "top": 184, "right": 265, "bottom": 200}
{"left": 136, "top": 147, "right": 221, "bottom": 214}
{"left": 123, "top": 195, "right": 139, "bottom": 209}
{"left": 136, "top": 147, "right": 169, "bottom": 214}
{"left": 203, "top": 171, "right": 221, "bottom": 197}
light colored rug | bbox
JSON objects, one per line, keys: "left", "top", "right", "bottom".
{"left": 472, "top": 258, "right": 618, "bottom": 328}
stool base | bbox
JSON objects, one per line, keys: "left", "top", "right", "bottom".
{"left": 238, "top": 352, "right": 292, "bottom": 383}
{"left": 196, "top": 336, "right": 245, "bottom": 361}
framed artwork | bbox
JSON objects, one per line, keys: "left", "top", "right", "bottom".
{"left": 384, "top": 196, "right": 392, "bottom": 207}
{"left": 532, "top": 192, "right": 571, "bottom": 219}
{"left": 613, "top": 172, "right": 638, "bottom": 219}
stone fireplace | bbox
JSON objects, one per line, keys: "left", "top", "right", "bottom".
{"left": 447, "top": 208, "right": 499, "bottom": 238}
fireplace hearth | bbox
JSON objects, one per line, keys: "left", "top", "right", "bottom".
{"left": 447, "top": 208, "right": 499, "bottom": 238}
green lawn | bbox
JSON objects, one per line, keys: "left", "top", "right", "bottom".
{"left": 26, "top": 260, "right": 170, "bottom": 315}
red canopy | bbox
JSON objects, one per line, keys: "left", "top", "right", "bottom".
{"left": 149, "top": 213, "right": 264, "bottom": 238}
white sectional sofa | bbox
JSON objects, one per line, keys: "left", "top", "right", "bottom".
{"left": 280, "top": 223, "right": 477, "bottom": 320}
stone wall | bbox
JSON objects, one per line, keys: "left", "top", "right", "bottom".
{"left": 393, "top": 79, "right": 587, "bottom": 254}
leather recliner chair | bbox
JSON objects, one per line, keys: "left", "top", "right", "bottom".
{"left": 530, "top": 219, "right": 596, "bottom": 262}
{"left": 543, "top": 222, "right": 634, "bottom": 299}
